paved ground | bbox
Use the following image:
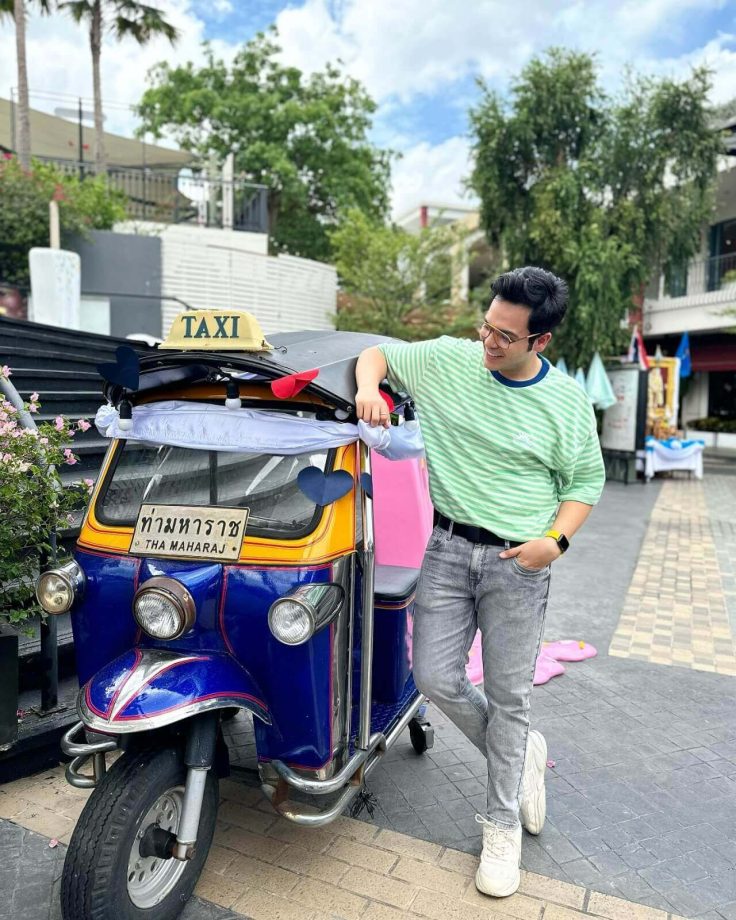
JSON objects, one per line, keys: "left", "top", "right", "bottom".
{"left": 363, "top": 474, "right": 736, "bottom": 919}
{"left": 2, "top": 470, "right": 735, "bottom": 919}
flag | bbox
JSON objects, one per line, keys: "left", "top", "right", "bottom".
{"left": 574, "top": 367, "right": 588, "bottom": 392}
{"left": 675, "top": 332, "right": 691, "bottom": 378}
{"left": 556, "top": 357, "right": 568, "bottom": 376}
{"left": 627, "top": 327, "right": 650, "bottom": 370}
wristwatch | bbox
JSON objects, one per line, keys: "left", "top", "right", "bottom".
{"left": 544, "top": 530, "right": 569, "bottom": 554}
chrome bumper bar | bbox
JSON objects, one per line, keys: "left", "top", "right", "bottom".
{"left": 61, "top": 721, "right": 119, "bottom": 788}
{"left": 261, "top": 691, "right": 426, "bottom": 825}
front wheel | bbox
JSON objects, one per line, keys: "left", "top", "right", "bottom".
{"left": 61, "top": 746, "right": 218, "bottom": 920}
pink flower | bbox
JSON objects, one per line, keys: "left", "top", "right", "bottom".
{"left": 54, "top": 416, "right": 65, "bottom": 431}
{"left": 0, "top": 366, "right": 11, "bottom": 379}
{"left": 30, "top": 392, "right": 39, "bottom": 403}
{"left": 63, "top": 448, "right": 77, "bottom": 465}
{"left": 39, "top": 437, "right": 48, "bottom": 445}
{"left": 29, "top": 402, "right": 38, "bottom": 413}
{"left": 77, "top": 419, "right": 91, "bottom": 432}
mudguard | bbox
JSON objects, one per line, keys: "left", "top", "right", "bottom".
{"left": 79, "top": 647, "right": 271, "bottom": 733}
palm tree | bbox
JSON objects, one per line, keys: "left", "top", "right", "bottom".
{"left": 59, "top": 0, "right": 178, "bottom": 173}
{"left": 0, "top": 0, "right": 51, "bottom": 169}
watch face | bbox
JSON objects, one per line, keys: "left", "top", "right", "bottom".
{"left": 558, "top": 534, "right": 570, "bottom": 553}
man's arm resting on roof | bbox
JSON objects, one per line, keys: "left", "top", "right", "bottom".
{"left": 356, "top": 346, "right": 390, "bottom": 428}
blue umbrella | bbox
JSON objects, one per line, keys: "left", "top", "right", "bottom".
{"left": 585, "top": 352, "right": 617, "bottom": 410}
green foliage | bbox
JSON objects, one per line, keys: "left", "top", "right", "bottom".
{"left": 688, "top": 417, "right": 736, "bottom": 431}
{"left": 59, "top": 0, "right": 178, "bottom": 44}
{"left": 469, "top": 49, "right": 721, "bottom": 368}
{"left": 0, "top": 372, "right": 92, "bottom": 624}
{"left": 331, "top": 209, "right": 478, "bottom": 340}
{"left": 0, "top": 157, "right": 127, "bottom": 287}
{"left": 136, "top": 29, "right": 391, "bottom": 262}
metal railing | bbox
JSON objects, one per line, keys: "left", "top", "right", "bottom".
{"left": 663, "top": 252, "right": 736, "bottom": 298}
{"left": 37, "top": 158, "right": 269, "bottom": 234}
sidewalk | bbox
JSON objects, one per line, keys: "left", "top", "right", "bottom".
{"left": 1, "top": 472, "right": 735, "bottom": 919}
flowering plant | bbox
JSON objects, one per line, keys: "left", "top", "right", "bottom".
{"left": 0, "top": 367, "right": 94, "bottom": 624}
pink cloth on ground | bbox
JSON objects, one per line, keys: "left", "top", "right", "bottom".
{"left": 543, "top": 640, "right": 597, "bottom": 662}
{"left": 466, "top": 632, "right": 567, "bottom": 686}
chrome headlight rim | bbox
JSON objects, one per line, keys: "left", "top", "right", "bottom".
{"left": 267, "top": 597, "right": 316, "bottom": 646}
{"left": 133, "top": 576, "right": 196, "bottom": 641}
{"left": 268, "top": 584, "right": 344, "bottom": 647}
{"left": 36, "top": 560, "right": 85, "bottom": 615}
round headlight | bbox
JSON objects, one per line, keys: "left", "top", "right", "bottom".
{"left": 133, "top": 578, "right": 195, "bottom": 640}
{"left": 37, "top": 571, "right": 74, "bottom": 614}
{"left": 268, "top": 599, "right": 314, "bottom": 646}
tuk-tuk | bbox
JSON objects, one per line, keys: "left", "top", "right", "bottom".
{"left": 36, "top": 311, "right": 435, "bottom": 920}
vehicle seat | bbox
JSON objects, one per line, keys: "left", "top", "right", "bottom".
{"left": 374, "top": 564, "right": 420, "bottom": 603}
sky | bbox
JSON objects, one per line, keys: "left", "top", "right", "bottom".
{"left": 1, "top": 0, "right": 735, "bottom": 217}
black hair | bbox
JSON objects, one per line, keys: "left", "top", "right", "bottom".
{"left": 490, "top": 266, "right": 569, "bottom": 339}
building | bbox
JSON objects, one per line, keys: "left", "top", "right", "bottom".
{"left": 642, "top": 116, "right": 736, "bottom": 426}
{"left": 0, "top": 100, "right": 337, "bottom": 338}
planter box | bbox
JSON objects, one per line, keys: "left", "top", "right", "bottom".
{"left": 685, "top": 429, "right": 736, "bottom": 450}
{"left": 685, "top": 428, "right": 715, "bottom": 447}
{"left": 0, "top": 630, "right": 19, "bottom": 750}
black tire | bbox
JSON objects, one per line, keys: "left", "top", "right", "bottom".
{"left": 61, "top": 746, "right": 218, "bottom": 920}
{"left": 409, "top": 717, "right": 433, "bottom": 754}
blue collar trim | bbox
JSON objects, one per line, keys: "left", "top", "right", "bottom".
{"left": 491, "top": 356, "right": 550, "bottom": 388}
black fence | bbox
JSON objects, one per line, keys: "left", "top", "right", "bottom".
{"left": 37, "top": 158, "right": 269, "bottom": 235}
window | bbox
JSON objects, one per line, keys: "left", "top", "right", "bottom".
{"left": 97, "top": 442, "right": 332, "bottom": 539}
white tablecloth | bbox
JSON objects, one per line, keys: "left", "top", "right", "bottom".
{"left": 644, "top": 437, "right": 705, "bottom": 481}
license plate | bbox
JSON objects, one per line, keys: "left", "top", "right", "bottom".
{"left": 130, "top": 504, "right": 249, "bottom": 562}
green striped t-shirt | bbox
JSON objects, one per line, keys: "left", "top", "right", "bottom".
{"left": 377, "top": 336, "right": 605, "bottom": 542}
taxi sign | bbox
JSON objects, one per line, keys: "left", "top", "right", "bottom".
{"left": 159, "top": 309, "right": 272, "bottom": 352}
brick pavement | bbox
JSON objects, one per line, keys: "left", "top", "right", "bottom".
{"left": 0, "top": 767, "right": 685, "bottom": 920}
{"left": 360, "top": 475, "right": 736, "bottom": 920}
{"left": 2, "top": 474, "right": 735, "bottom": 919}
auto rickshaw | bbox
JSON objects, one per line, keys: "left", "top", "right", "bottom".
{"left": 36, "top": 310, "right": 435, "bottom": 920}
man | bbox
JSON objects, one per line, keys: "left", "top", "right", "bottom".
{"left": 355, "top": 266, "right": 605, "bottom": 898}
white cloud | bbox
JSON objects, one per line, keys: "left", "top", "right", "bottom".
{"left": 0, "top": 0, "right": 234, "bottom": 140}
{"left": 1, "top": 0, "right": 734, "bottom": 217}
{"left": 390, "top": 136, "right": 476, "bottom": 219}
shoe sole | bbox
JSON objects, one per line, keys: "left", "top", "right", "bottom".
{"left": 475, "top": 867, "right": 520, "bottom": 898}
{"left": 522, "top": 731, "right": 547, "bottom": 835}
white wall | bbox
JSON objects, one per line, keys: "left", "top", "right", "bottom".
{"left": 681, "top": 372, "right": 709, "bottom": 425}
{"left": 114, "top": 222, "right": 337, "bottom": 337}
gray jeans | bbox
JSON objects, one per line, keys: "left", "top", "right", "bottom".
{"left": 412, "top": 525, "right": 551, "bottom": 829}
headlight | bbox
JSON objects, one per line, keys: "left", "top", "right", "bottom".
{"left": 133, "top": 577, "right": 196, "bottom": 641}
{"left": 268, "top": 584, "right": 344, "bottom": 646}
{"left": 36, "top": 560, "right": 85, "bottom": 614}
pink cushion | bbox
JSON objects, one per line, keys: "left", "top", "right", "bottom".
{"left": 533, "top": 653, "right": 566, "bottom": 686}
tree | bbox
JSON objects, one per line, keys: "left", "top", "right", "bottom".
{"left": 137, "top": 30, "right": 391, "bottom": 262}
{"left": 0, "top": 0, "right": 51, "bottom": 169}
{"left": 59, "top": 0, "right": 178, "bottom": 173}
{"left": 469, "top": 49, "right": 721, "bottom": 369}
{"left": 0, "top": 157, "right": 127, "bottom": 288}
{"left": 331, "top": 209, "right": 478, "bottom": 340}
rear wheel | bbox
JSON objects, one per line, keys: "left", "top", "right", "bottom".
{"left": 61, "top": 746, "right": 218, "bottom": 920}
{"left": 409, "top": 717, "right": 434, "bottom": 754}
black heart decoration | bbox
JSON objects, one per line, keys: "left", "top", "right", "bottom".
{"left": 97, "top": 345, "right": 140, "bottom": 391}
{"left": 359, "top": 472, "right": 373, "bottom": 498}
{"left": 297, "top": 467, "right": 353, "bottom": 507}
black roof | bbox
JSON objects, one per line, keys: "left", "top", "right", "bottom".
{"left": 133, "top": 329, "right": 403, "bottom": 412}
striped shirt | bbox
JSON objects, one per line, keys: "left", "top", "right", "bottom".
{"left": 377, "top": 336, "right": 605, "bottom": 542}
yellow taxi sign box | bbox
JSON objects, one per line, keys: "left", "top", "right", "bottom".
{"left": 160, "top": 310, "right": 273, "bottom": 352}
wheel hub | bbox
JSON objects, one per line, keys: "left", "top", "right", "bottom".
{"left": 127, "top": 786, "right": 187, "bottom": 909}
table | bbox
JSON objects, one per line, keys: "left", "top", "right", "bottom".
{"left": 644, "top": 436, "right": 705, "bottom": 481}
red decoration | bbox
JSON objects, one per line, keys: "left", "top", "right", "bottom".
{"left": 271, "top": 368, "right": 319, "bottom": 399}
{"left": 379, "top": 390, "right": 394, "bottom": 412}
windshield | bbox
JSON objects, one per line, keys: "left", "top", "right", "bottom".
{"left": 97, "top": 441, "right": 333, "bottom": 539}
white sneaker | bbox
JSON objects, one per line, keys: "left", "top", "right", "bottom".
{"left": 520, "top": 729, "right": 547, "bottom": 835}
{"left": 474, "top": 817, "right": 522, "bottom": 898}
